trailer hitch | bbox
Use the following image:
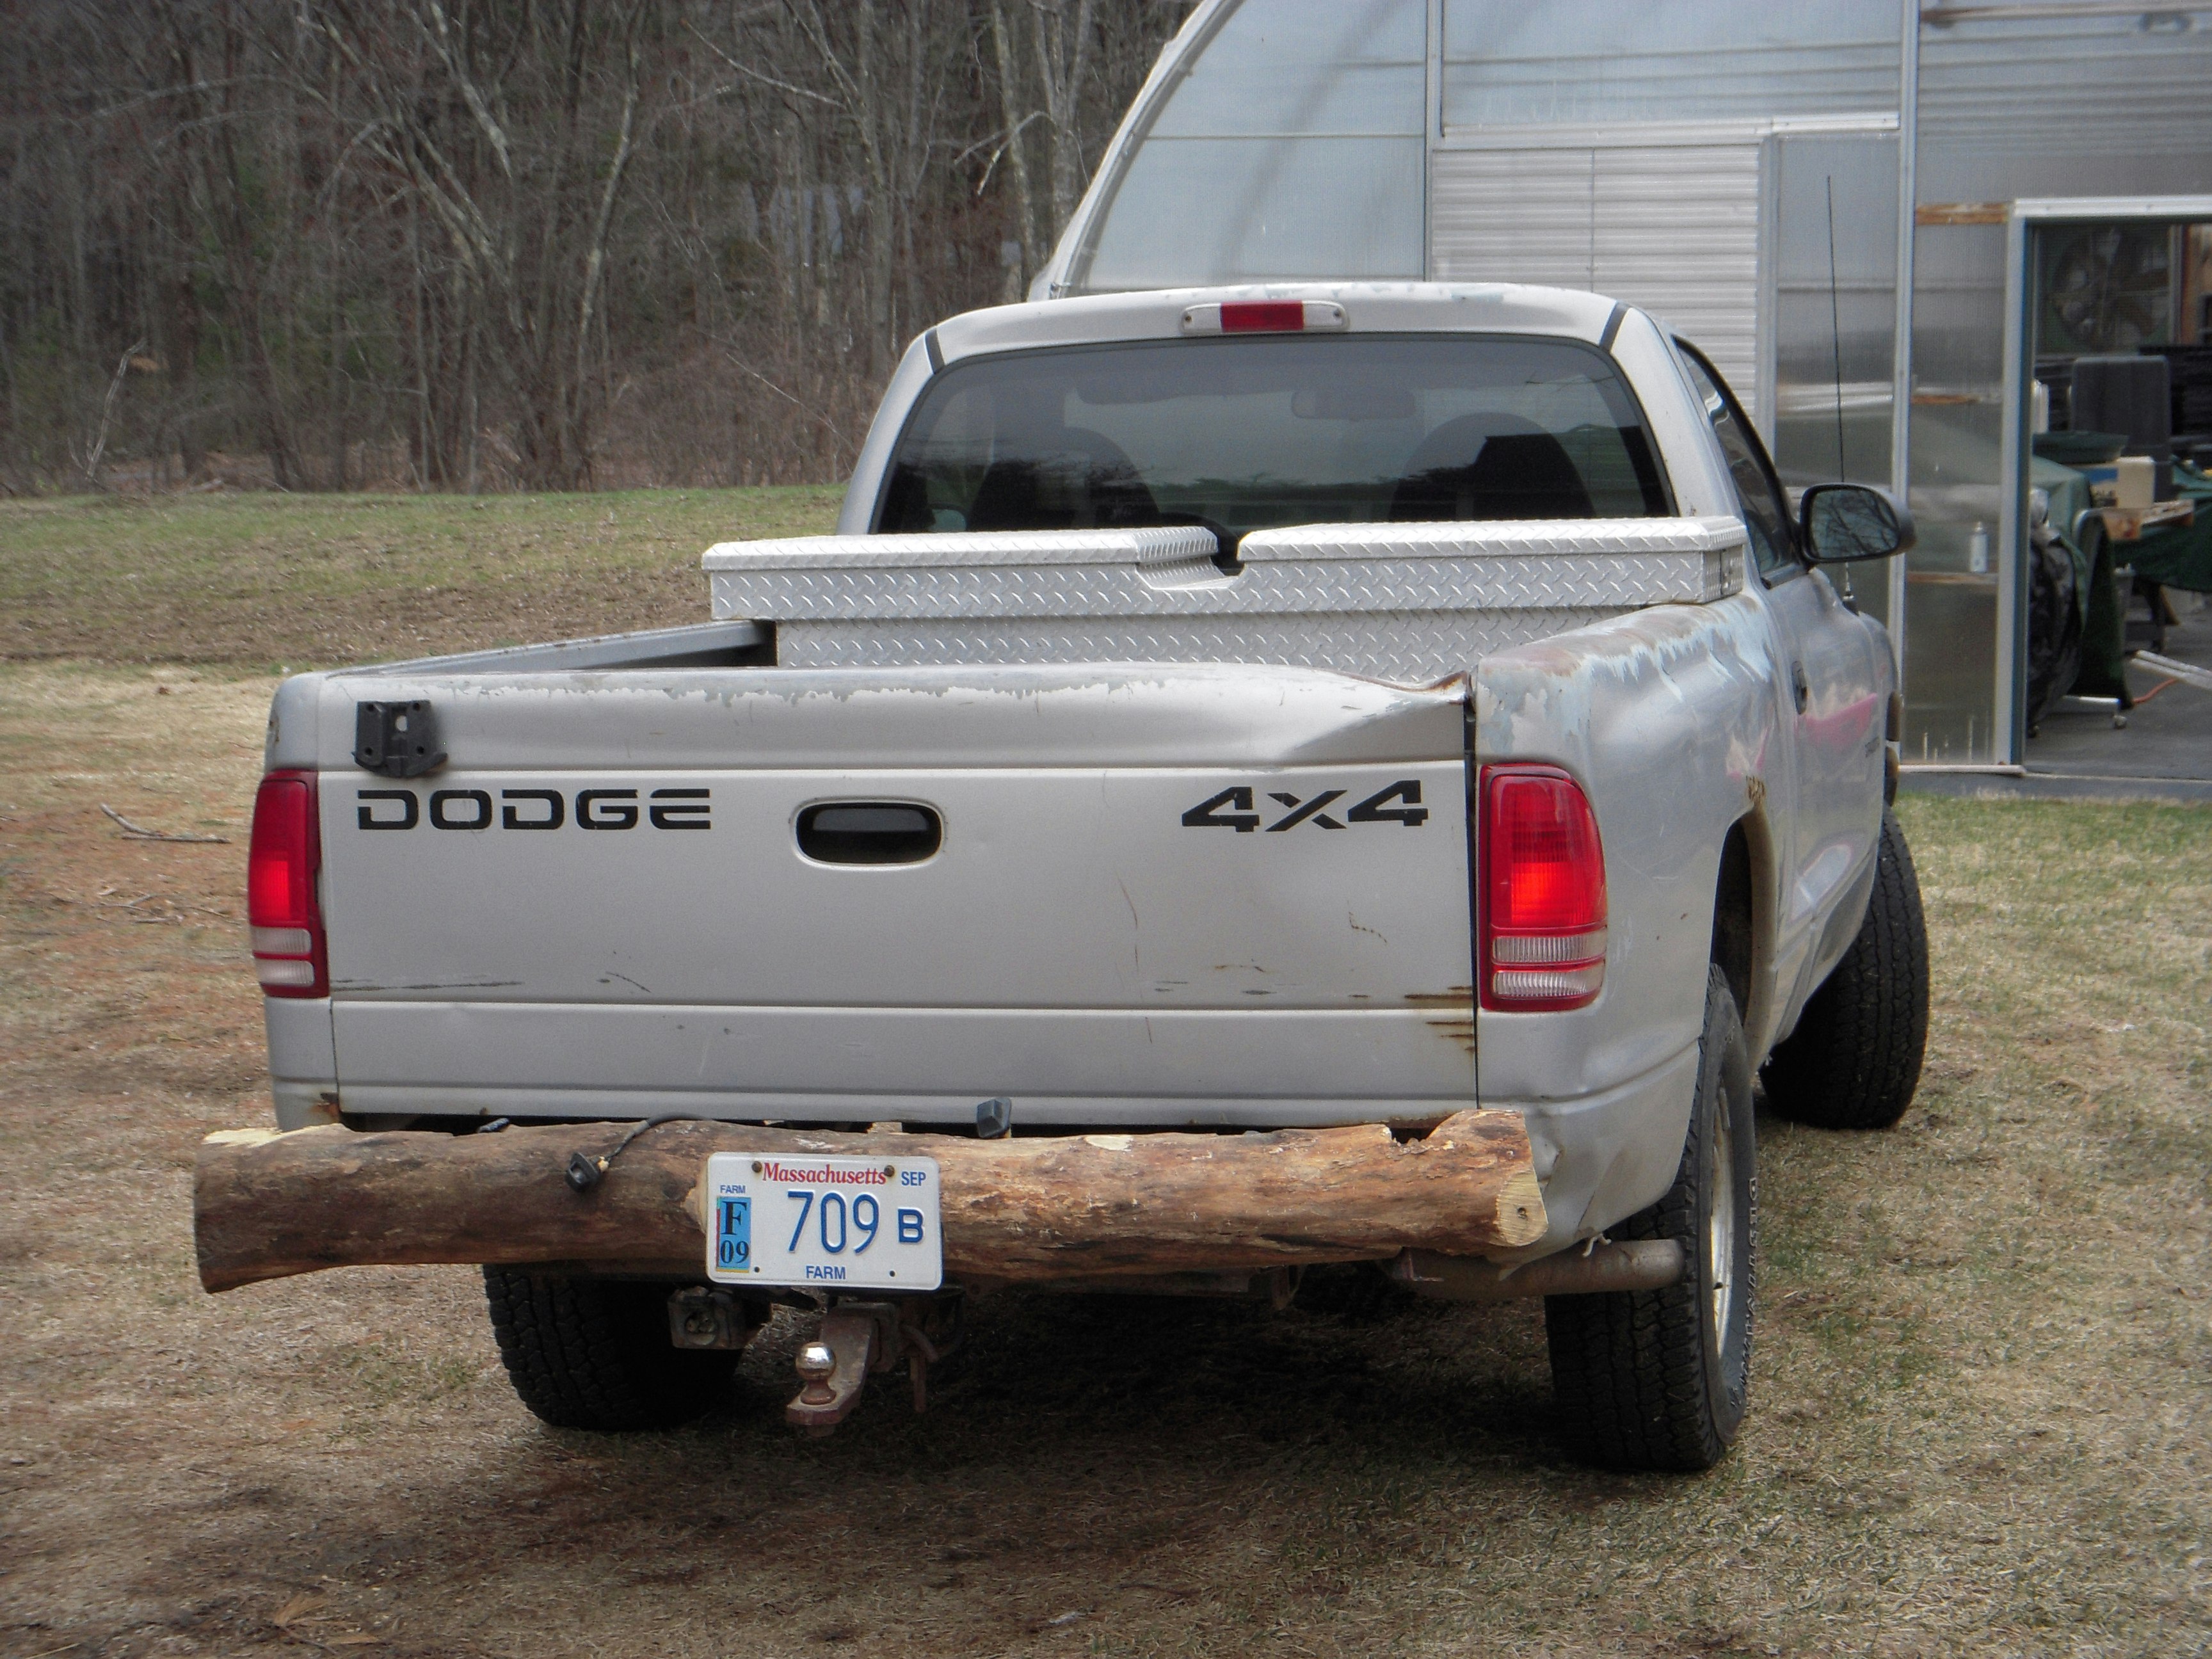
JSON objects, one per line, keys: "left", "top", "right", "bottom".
{"left": 785, "top": 1293, "right": 963, "bottom": 1437}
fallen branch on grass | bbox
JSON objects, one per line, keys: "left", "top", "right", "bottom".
{"left": 99, "top": 803, "right": 228, "bottom": 844}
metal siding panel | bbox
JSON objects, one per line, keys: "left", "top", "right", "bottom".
{"left": 1429, "top": 148, "right": 1593, "bottom": 285}
{"left": 1593, "top": 145, "right": 1764, "bottom": 406}
{"left": 1428, "top": 140, "right": 1763, "bottom": 407}
{"left": 1917, "top": 23, "right": 2212, "bottom": 179}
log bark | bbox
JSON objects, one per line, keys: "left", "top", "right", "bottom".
{"left": 194, "top": 1113, "right": 1546, "bottom": 1294}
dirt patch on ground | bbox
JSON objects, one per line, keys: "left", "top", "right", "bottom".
{"left": 1, "top": 664, "right": 2206, "bottom": 1656}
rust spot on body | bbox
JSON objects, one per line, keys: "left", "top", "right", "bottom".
{"left": 1403, "top": 986, "right": 1475, "bottom": 1007}
{"left": 1406, "top": 988, "right": 1476, "bottom": 1054}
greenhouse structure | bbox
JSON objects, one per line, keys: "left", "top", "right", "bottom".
{"left": 1032, "top": 0, "right": 2212, "bottom": 765}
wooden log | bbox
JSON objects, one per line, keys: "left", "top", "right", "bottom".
{"left": 193, "top": 1112, "right": 1546, "bottom": 1294}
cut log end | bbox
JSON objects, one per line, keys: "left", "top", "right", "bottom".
{"left": 1493, "top": 1167, "right": 1550, "bottom": 1249}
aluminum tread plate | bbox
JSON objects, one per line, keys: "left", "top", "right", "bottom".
{"left": 1235, "top": 516, "right": 1742, "bottom": 562}
{"left": 704, "top": 526, "right": 1217, "bottom": 570}
{"left": 776, "top": 613, "right": 1622, "bottom": 681}
{"left": 702, "top": 516, "right": 1746, "bottom": 679}
{"left": 712, "top": 551, "right": 1738, "bottom": 623}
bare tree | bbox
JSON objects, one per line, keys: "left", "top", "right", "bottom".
{"left": 1031, "top": 0, "right": 1098, "bottom": 238}
{"left": 0, "top": 0, "right": 1194, "bottom": 493}
{"left": 308, "top": 0, "right": 655, "bottom": 488}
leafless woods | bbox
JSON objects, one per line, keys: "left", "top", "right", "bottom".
{"left": 0, "top": 1, "right": 1189, "bottom": 492}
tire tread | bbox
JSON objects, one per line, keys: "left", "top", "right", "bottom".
{"left": 1762, "top": 810, "right": 1929, "bottom": 1130}
{"left": 483, "top": 1268, "right": 736, "bottom": 1431}
{"left": 1546, "top": 966, "right": 1754, "bottom": 1473}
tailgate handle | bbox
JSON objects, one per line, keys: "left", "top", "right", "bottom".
{"left": 796, "top": 802, "right": 942, "bottom": 866}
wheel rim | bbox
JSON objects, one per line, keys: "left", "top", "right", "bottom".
{"left": 1707, "top": 1085, "right": 1736, "bottom": 1347}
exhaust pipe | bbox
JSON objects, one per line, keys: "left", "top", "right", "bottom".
{"left": 1390, "top": 1238, "right": 1685, "bottom": 1301}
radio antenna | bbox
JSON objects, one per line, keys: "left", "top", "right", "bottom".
{"left": 1827, "top": 175, "right": 1847, "bottom": 480}
{"left": 1825, "top": 175, "right": 1857, "bottom": 609}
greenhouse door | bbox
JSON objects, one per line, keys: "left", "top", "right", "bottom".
{"left": 2000, "top": 196, "right": 2212, "bottom": 758}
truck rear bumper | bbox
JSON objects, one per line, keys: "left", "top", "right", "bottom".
{"left": 193, "top": 1112, "right": 1546, "bottom": 1294}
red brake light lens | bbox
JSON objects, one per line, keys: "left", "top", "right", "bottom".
{"left": 248, "top": 770, "right": 326, "bottom": 997}
{"left": 1480, "top": 765, "right": 1607, "bottom": 1011}
{"left": 1219, "top": 301, "right": 1306, "bottom": 333}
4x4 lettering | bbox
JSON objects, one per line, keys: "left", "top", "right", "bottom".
{"left": 1181, "top": 780, "right": 1431, "bottom": 833}
{"left": 1181, "top": 786, "right": 1260, "bottom": 833}
{"left": 357, "top": 789, "right": 417, "bottom": 830}
{"left": 1346, "top": 780, "right": 1428, "bottom": 827}
{"left": 1265, "top": 790, "right": 1345, "bottom": 831}
{"left": 576, "top": 789, "right": 639, "bottom": 830}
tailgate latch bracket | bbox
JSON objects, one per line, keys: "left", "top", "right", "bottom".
{"left": 353, "top": 700, "right": 447, "bottom": 778}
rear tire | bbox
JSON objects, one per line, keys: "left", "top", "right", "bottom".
{"left": 1761, "top": 809, "right": 1929, "bottom": 1130}
{"left": 483, "top": 1269, "right": 740, "bottom": 1431}
{"left": 1545, "top": 966, "right": 1756, "bottom": 1472}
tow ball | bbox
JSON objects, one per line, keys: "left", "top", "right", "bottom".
{"left": 786, "top": 1294, "right": 964, "bottom": 1438}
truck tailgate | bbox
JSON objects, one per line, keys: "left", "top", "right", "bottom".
{"left": 303, "top": 664, "right": 1475, "bottom": 1127}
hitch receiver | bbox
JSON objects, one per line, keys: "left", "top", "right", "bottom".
{"left": 784, "top": 1295, "right": 961, "bottom": 1437}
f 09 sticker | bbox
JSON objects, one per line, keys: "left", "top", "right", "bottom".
{"left": 356, "top": 787, "right": 709, "bottom": 831}
{"left": 1181, "top": 779, "right": 1427, "bottom": 833}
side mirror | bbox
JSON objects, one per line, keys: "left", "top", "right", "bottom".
{"left": 1799, "top": 483, "right": 1916, "bottom": 563}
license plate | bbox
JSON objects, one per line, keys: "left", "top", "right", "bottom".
{"left": 703, "top": 1152, "right": 943, "bottom": 1292}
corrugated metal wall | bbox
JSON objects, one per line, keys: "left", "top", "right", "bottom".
{"left": 1429, "top": 148, "right": 1597, "bottom": 289}
{"left": 1430, "top": 137, "right": 1765, "bottom": 407}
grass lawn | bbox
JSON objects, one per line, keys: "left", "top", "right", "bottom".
{"left": 0, "top": 492, "right": 2205, "bottom": 1655}
{"left": 0, "top": 486, "right": 842, "bottom": 670}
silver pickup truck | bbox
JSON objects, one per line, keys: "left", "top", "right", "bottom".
{"left": 219, "top": 283, "right": 1928, "bottom": 1472}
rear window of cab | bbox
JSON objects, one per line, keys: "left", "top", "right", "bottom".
{"left": 876, "top": 333, "right": 1672, "bottom": 539}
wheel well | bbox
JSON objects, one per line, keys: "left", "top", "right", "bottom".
{"left": 1711, "top": 822, "right": 1754, "bottom": 1018}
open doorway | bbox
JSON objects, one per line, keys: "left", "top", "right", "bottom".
{"left": 2001, "top": 200, "right": 2212, "bottom": 780}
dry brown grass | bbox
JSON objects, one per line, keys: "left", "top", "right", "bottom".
{"left": 0, "top": 488, "right": 842, "bottom": 669}
{"left": 0, "top": 661, "right": 2206, "bottom": 1659}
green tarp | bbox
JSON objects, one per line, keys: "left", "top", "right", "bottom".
{"left": 2040, "top": 459, "right": 2212, "bottom": 703}
{"left": 2124, "top": 463, "right": 2212, "bottom": 595}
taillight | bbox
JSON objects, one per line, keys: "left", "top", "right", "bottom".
{"left": 1479, "top": 765, "right": 1607, "bottom": 1012}
{"left": 1180, "top": 300, "right": 1347, "bottom": 335}
{"left": 1221, "top": 300, "right": 1306, "bottom": 333}
{"left": 248, "top": 769, "right": 326, "bottom": 997}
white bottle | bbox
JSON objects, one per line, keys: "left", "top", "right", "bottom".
{"left": 1968, "top": 522, "right": 1989, "bottom": 575}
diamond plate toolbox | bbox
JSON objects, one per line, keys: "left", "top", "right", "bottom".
{"left": 702, "top": 518, "right": 1747, "bottom": 680}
